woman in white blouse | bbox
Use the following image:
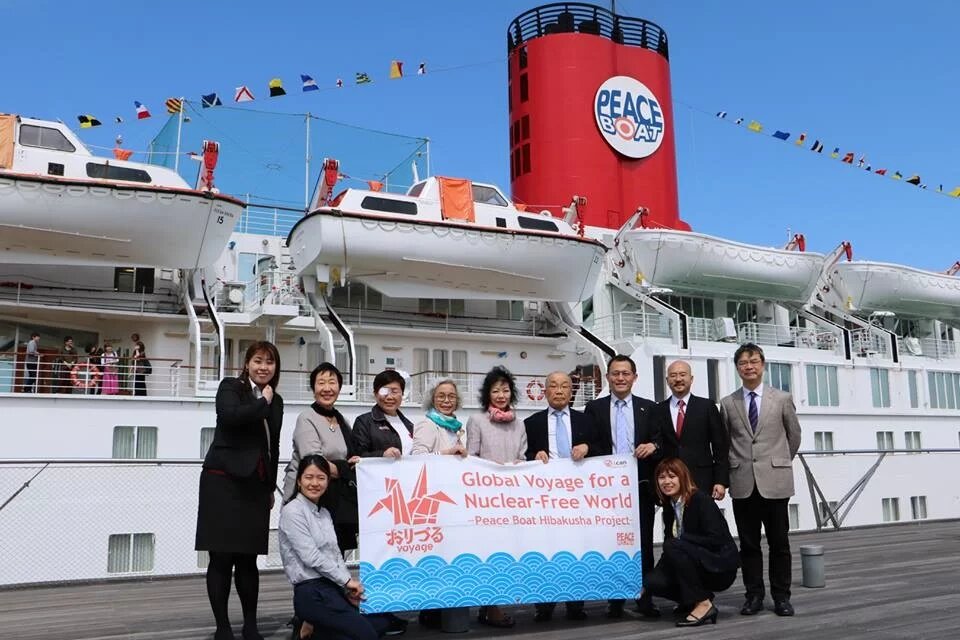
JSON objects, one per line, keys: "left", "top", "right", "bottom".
{"left": 411, "top": 379, "right": 467, "bottom": 456}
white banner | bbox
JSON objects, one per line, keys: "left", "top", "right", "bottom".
{"left": 357, "top": 455, "right": 642, "bottom": 613}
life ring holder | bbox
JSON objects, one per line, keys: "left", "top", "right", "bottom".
{"left": 526, "top": 379, "right": 545, "bottom": 402}
{"left": 71, "top": 363, "right": 101, "bottom": 389}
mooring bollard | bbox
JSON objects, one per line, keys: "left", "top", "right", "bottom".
{"left": 440, "top": 606, "right": 471, "bottom": 633}
{"left": 800, "top": 544, "right": 825, "bottom": 588}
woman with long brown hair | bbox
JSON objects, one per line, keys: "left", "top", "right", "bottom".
{"left": 644, "top": 457, "right": 739, "bottom": 628}
{"left": 196, "top": 341, "right": 284, "bottom": 640}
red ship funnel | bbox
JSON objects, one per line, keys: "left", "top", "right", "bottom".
{"left": 507, "top": 3, "right": 685, "bottom": 230}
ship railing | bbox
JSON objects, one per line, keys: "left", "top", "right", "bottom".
{"left": 235, "top": 204, "right": 305, "bottom": 238}
{"left": 796, "top": 447, "right": 960, "bottom": 532}
{"left": 0, "top": 352, "right": 182, "bottom": 397}
{"left": 897, "top": 336, "right": 958, "bottom": 360}
{"left": 687, "top": 317, "right": 719, "bottom": 342}
{"left": 334, "top": 307, "right": 539, "bottom": 336}
{"left": 737, "top": 322, "right": 842, "bottom": 353}
{"left": 589, "top": 311, "right": 672, "bottom": 341}
{"left": 0, "top": 281, "right": 181, "bottom": 314}
{"left": 849, "top": 327, "right": 891, "bottom": 358}
{"left": 211, "top": 271, "right": 310, "bottom": 317}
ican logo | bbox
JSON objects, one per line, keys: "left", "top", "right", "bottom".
{"left": 594, "top": 75, "right": 665, "bottom": 158}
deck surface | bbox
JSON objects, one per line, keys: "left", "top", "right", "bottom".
{"left": 1, "top": 520, "right": 958, "bottom": 640}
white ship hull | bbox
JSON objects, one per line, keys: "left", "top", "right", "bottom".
{"left": 835, "top": 261, "right": 960, "bottom": 319}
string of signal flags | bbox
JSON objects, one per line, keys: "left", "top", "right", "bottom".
{"left": 707, "top": 108, "right": 960, "bottom": 199}
{"left": 74, "top": 60, "right": 429, "bottom": 128}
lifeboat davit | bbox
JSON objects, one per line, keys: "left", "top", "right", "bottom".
{"left": 834, "top": 261, "right": 960, "bottom": 319}
{"left": 287, "top": 176, "right": 606, "bottom": 301}
{"left": 0, "top": 114, "right": 244, "bottom": 268}
{"left": 621, "top": 229, "right": 825, "bottom": 302}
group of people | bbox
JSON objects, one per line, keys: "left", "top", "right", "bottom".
{"left": 194, "top": 341, "right": 802, "bottom": 639}
{"left": 19, "top": 332, "right": 150, "bottom": 395}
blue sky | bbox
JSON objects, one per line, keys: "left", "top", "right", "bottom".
{"left": 4, "top": 0, "right": 958, "bottom": 269}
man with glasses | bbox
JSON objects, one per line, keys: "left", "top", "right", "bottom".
{"left": 524, "top": 370, "right": 601, "bottom": 622}
{"left": 584, "top": 354, "right": 662, "bottom": 619}
{"left": 720, "top": 344, "right": 802, "bottom": 617}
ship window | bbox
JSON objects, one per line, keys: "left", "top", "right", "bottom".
{"left": 522, "top": 144, "right": 531, "bottom": 173}
{"left": 472, "top": 185, "right": 508, "bottom": 206}
{"left": 407, "top": 181, "right": 426, "bottom": 197}
{"left": 519, "top": 46, "right": 528, "bottom": 70}
{"left": 496, "top": 300, "right": 524, "bottom": 321}
{"left": 86, "top": 162, "right": 152, "bottom": 183}
{"left": 882, "top": 497, "right": 900, "bottom": 522}
{"left": 360, "top": 196, "right": 417, "bottom": 215}
{"left": 521, "top": 115, "right": 530, "bottom": 140}
{"left": 788, "top": 504, "right": 800, "bottom": 530}
{"left": 870, "top": 368, "right": 890, "bottom": 408}
{"left": 47, "top": 162, "right": 64, "bottom": 176}
{"left": 199, "top": 427, "right": 215, "bottom": 458}
{"left": 495, "top": 217, "right": 507, "bottom": 228}
{"left": 112, "top": 426, "right": 158, "bottom": 458}
{"left": 764, "top": 362, "right": 792, "bottom": 393}
{"left": 107, "top": 533, "right": 155, "bottom": 573}
{"left": 910, "top": 496, "right": 928, "bottom": 520}
{"left": 905, "top": 431, "right": 922, "bottom": 451}
{"left": 813, "top": 431, "right": 834, "bottom": 453}
{"left": 806, "top": 364, "right": 839, "bottom": 407}
{"left": 517, "top": 215, "right": 558, "bottom": 232}
{"left": 876, "top": 431, "right": 894, "bottom": 451}
{"left": 519, "top": 74, "right": 529, "bottom": 102}
{"left": 907, "top": 370, "right": 919, "bottom": 408}
{"left": 19, "top": 124, "right": 76, "bottom": 152}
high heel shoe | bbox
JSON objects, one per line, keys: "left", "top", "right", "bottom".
{"left": 675, "top": 604, "right": 718, "bottom": 627}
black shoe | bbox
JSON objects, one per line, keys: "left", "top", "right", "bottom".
{"left": 534, "top": 610, "right": 553, "bottom": 623}
{"left": 565, "top": 608, "right": 588, "bottom": 621}
{"left": 241, "top": 625, "right": 264, "bottom": 640}
{"left": 383, "top": 614, "right": 408, "bottom": 636}
{"left": 774, "top": 599, "right": 795, "bottom": 617}
{"left": 418, "top": 610, "right": 442, "bottom": 630}
{"left": 606, "top": 602, "right": 625, "bottom": 619}
{"left": 214, "top": 628, "right": 237, "bottom": 640}
{"left": 634, "top": 599, "right": 661, "bottom": 618}
{"left": 740, "top": 596, "right": 764, "bottom": 615}
{"left": 676, "top": 605, "right": 718, "bottom": 627}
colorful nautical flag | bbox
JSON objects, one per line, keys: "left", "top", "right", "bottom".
{"left": 301, "top": 74, "right": 319, "bottom": 92}
{"left": 234, "top": 86, "right": 255, "bottom": 102}
{"left": 892, "top": 171, "right": 903, "bottom": 180}
{"left": 795, "top": 133, "right": 806, "bottom": 146}
{"left": 134, "top": 101, "right": 151, "bottom": 119}
{"left": 113, "top": 147, "right": 133, "bottom": 161}
{"left": 734, "top": 117, "right": 744, "bottom": 125}
{"left": 810, "top": 140, "right": 824, "bottom": 153}
{"left": 875, "top": 169, "right": 887, "bottom": 175}
{"left": 857, "top": 156, "right": 865, "bottom": 168}
{"left": 841, "top": 152, "right": 854, "bottom": 164}
{"left": 269, "top": 78, "right": 286, "bottom": 97}
{"left": 165, "top": 98, "right": 183, "bottom": 114}
{"left": 949, "top": 187, "right": 960, "bottom": 197}
{"left": 389, "top": 60, "right": 404, "bottom": 79}
{"left": 367, "top": 180, "right": 384, "bottom": 191}
{"left": 201, "top": 93, "right": 223, "bottom": 108}
{"left": 772, "top": 130, "right": 790, "bottom": 140}
{"left": 747, "top": 120, "right": 763, "bottom": 132}
{"left": 114, "top": 116, "right": 124, "bottom": 124}
{"left": 906, "top": 175, "right": 921, "bottom": 185}
{"left": 336, "top": 78, "right": 344, "bottom": 88}
{"left": 830, "top": 147, "right": 840, "bottom": 158}
{"left": 716, "top": 111, "right": 727, "bottom": 119}
{"left": 77, "top": 115, "right": 101, "bottom": 128}
{"left": 417, "top": 62, "right": 426, "bottom": 75}
{"left": 356, "top": 72, "right": 372, "bottom": 84}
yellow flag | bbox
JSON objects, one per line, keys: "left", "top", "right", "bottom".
{"left": 748, "top": 120, "right": 763, "bottom": 133}
{"left": 389, "top": 60, "right": 404, "bottom": 79}
{"left": 949, "top": 187, "right": 960, "bottom": 197}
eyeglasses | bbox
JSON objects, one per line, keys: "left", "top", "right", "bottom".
{"left": 737, "top": 358, "right": 764, "bottom": 367}
{"left": 434, "top": 393, "right": 457, "bottom": 402}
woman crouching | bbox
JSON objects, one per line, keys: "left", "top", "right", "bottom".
{"left": 279, "top": 454, "right": 390, "bottom": 640}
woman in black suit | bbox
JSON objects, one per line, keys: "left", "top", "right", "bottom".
{"left": 644, "top": 457, "right": 739, "bottom": 627}
{"left": 351, "top": 369, "right": 414, "bottom": 459}
{"left": 196, "top": 341, "right": 284, "bottom": 640}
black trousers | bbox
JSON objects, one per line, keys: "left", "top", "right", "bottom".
{"left": 645, "top": 539, "right": 737, "bottom": 607}
{"left": 535, "top": 601, "right": 584, "bottom": 616}
{"left": 293, "top": 579, "right": 389, "bottom": 640}
{"left": 610, "top": 480, "right": 657, "bottom": 608}
{"left": 732, "top": 486, "right": 792, "bottom": 601}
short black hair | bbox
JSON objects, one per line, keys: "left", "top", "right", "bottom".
{"left": 63, "top": 336, "right": 73, "bottom": 343}
{"left": 309, "top": 362, "right": 343, "bottom": 390}
{"left": 373, "top": 369, "right": 405, "bottom": 393}
{"left": 30, "top": 332, "right": 40, "bottom": 339}
{"left": 238, "top": 340, "right": 280, "bottom": 389}
{"left": 479, "top": 365, "right": 518, "bottom": 410}
{"left": 734, "top": 343, "right": 765, "bottom": 364}
{"left": 607, "top": 354, "right": 636, "bottom": 374}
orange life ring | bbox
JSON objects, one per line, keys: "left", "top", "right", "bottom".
{"left": 526, "top": 379, "right": 545, "bottom": 402}
{"left": 70, "top": 363, "right": 101, "bottom": 389}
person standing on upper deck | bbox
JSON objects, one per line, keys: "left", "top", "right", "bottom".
{"left": 720, "top": 343, "right": 801, "bottom": 618}
{"left": 22, "top": 332, "right": 40, "bottom": 393}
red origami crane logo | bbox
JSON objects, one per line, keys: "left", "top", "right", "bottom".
{"left": 368, "top": 466, "right": 456, "bottom": 525}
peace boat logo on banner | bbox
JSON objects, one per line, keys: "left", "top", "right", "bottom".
{"left": 594, "top": 75, "right": 665, "bottom": 158}
{"left": 368, "top": 466, "right": 455, "bottom": 553}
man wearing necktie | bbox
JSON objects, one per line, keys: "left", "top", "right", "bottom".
{"left": 654, "top": 360, "right": 729, "bottom": 502}
{"left": 719, "top": 344, "right": 802, "bottom": 618}
{"left": 584, "top": 355, "right": 662, "bottom": 619}
{"left": 525, "top": 371, "right": 601, "bottom": 622}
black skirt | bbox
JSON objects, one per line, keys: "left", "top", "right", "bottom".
{"left": 195, "top": 470, "right": 271, "bottom": 554}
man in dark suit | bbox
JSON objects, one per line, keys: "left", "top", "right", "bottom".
{"left": 584, "top": 354, "right": 662, "bottom": 619}
{"left": 720, "top": 344, "right": 802, "bottom": 618}
{"left": 525, "top": 370, "right": 601, "bottom": 622}
{"left": 654, "top": 360, "right": 729, "bottom": 500}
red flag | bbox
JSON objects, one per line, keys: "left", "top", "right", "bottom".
{"left": 367, "top": 180, "right": 383, "bottom": 192}
{"left": 113, "top": 148, "right": 134, "bottom": 161}
{"left": 841, "top": 152, "right": 854, "bottom": 164}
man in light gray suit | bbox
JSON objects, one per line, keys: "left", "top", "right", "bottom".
{"left": 720, "top": 343, "right": 801, "bottom": 618}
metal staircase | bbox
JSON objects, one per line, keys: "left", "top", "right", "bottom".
{"left": 183, "top": 268, "right": 225, "bottom": 395}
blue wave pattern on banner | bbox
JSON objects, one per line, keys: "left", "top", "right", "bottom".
{"left": 359, "top": 551, "right": 642, "bottom": 613}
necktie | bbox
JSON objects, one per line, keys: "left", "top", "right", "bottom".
{"left": 676, "top": 399, "right": 686, "bottom": 439}
{"left": 614, "top": 399, "right": 631, "bottom": 454}
{"left": 748, "top": 391, "right": 759, "bottom": 433}
{"left": 554, "top": 410, "right": 571, "bottom": 458}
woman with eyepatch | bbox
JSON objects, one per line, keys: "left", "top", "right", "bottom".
{"left": 279, "top": 454, "right": 393, "bottom": 640}
{"left": 351, "top": 370, "right": 414, "bottom": 460}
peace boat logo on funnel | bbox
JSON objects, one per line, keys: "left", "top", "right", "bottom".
{"left": 594, "top": 75, "right": 665, "bottom": 158}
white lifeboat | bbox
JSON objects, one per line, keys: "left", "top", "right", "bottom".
{"left": 287, "top": 176, "right": 606, "bottom": 301}
{"left": 0, "top": 114, "right": 244, "bottom": 268}
{"left": 834, "top": 261, "right": 960, "bottom": 319}
{"left": 621, "top": 228, "right": 825, "bottom": 302}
